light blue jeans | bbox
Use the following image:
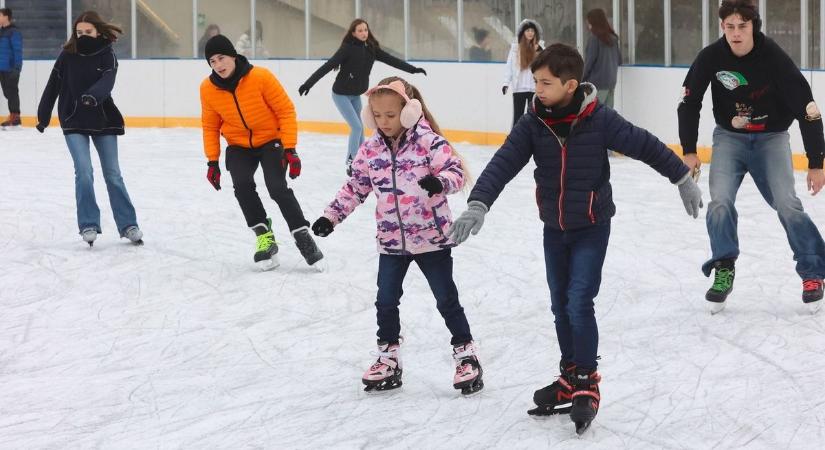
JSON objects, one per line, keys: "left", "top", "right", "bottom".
{"left": 65, "top": 134, "right": 138, "bottom": 236}
{"left": 331, "top": 92, "right": 364, "bottom": 164}
{"left": 703, "top": 126, "right": 825, "bottom": 279}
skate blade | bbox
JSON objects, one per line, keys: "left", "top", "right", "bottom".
{"left": 309, "top": 258, "right": 328, "bottom": 273}
{"left": 363, "top": 380, "right": 403, "bottom": 394}
{"left": 708, "top": 300, "right": 726, "bottom": 315}
{"left": 130, "top": 239, "right": 144, "bottom": 246}
{"left": 1, "top": 125, "right": 22, "bottom": 131}
{"left": 457, "top": 380, "right": 484, "bottom": 396}
{"left": 256, "top": 256, "right": 280, "bottom": 271}
{"left": 575, "top": 420, "right": 592, "bottom": 436}
{"left": 807, "top": 300, "right": 822, "bottom": 314}
{"left": 527, "top": 404, "right": 572, "bottom": 416}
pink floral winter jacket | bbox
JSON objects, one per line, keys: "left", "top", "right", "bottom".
{"left": 323, "top": 118, "right": 465, "bottom": 255}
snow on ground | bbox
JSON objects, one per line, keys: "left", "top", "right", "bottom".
{"left": 1, "top": 128, "right": 824, "bottom": 449}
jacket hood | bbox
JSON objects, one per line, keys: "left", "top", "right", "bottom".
{"left": 517, "top": 19, "right": 543, "bottom": 42}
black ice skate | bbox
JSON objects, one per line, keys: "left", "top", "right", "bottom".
{"left": 452, "top": 341, "right": 484, "bottom": 395}
{"left": 569, "top": 367, "right": 601, "bottom": 435}
{"left": 252, "top": 219, "right": 279, "bottom": 271}
{"left": 528, "top": 361, "right": 576, "bottom": 416}
{"left": 362, "top": 341, "right": 402, "bottom": 392}
{"left": 802, "top": 279, "right": 824, "bottom": 314}
{"left": 706, "top": 259, "right": 735, "bottom": 314}
{"left": 292, "top": 226, "right": 324, "bottom": 269}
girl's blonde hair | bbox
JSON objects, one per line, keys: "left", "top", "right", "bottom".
{"left": 371, "top": 76, "right": 473, "bottom": 190}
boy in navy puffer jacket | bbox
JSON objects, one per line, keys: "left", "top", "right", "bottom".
{"left": 448, "top": 43, "right": 703, "bottom": 434}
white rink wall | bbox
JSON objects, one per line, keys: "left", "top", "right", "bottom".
{"left": 9, "top": 59, "right": 825, "bottom": 153}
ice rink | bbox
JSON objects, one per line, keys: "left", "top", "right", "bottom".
{"left": 1, "top": 128, "right": 824, "bottom": 448}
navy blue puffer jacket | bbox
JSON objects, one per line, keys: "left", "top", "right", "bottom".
{"left": 469, "top": 84, "right": 689, "bottom": 231}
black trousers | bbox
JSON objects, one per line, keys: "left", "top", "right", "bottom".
{"left": 225, "top": 141, "right": 309, "bottom": 231}
{"left": 512, "top": 91, "right": 532, "bottom": 128}
{"left": 0, "top": 70, "right": 20, "bottom": 114}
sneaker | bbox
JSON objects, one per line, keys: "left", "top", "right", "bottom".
{"left": 252, "top": 219, "right": 279, "bottom": 270}
{"left": 802, "top": 279, "right": 823, "bottom": 313}
{"left": 123, "top": 225, "right": 143, "bottom": 244}
{"left": 452, "top": 341, "right": 484, "bottom": 395}
{"left": 292, "top": 226, "right": 323, "bottom": 266}
{"left": 1, "top": 112, "right": 21, "bottom": 129}
{"left": 81, "top": 227, "right": 98, "bottom": 247}
{"left": 362, "top": 340, "right": 402, "bottom": 392}
{"left": 706, "top": 259, "right": 735, "bottom": 314}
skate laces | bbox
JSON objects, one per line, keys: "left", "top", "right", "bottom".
{"left": 711, "top": 268, "right": 734, "bottom": 292}
{"left": 256, "top": 231, "right": 275, "bottom": 252}
{"left": 803, "top": 279, "right": 823, "bottom": 291}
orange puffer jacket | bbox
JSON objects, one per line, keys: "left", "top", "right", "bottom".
{"left": 200, "top": 65, "right": 297, "bottom": 161}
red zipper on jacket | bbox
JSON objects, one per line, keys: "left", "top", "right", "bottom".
{"left": 588, "top": 192, "right": 596, "bottom": 224}
{"left": 537, "top": 119, "right": 568, "bottom": 230}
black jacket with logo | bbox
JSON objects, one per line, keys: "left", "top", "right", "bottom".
{"left": 677, "top": 33, "right": 824, "bottom": 168}
{"left": 302, "top": 36, "right": 417, "bottom": 96}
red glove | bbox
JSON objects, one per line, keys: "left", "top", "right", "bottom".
{"left": 283, "top": 148, "right": 301, "bottom": 179}
{"left": 206, "top": 161, "right": 221, "bottom": 190}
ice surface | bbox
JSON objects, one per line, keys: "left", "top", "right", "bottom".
{"left": 1, "top": 128, "right": 824, "bottom": 448}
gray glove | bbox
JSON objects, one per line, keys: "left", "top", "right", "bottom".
{"left": 447, "top": 200, "right": 489, "bottom": 244}
{"left": 676, "top": 172, "right": 703, "bottom": 218}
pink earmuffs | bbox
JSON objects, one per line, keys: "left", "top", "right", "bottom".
{"left": 360, "top": 80, "right": 423, "bottom": 130}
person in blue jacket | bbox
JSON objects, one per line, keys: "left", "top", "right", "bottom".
{"left": 0, "top": 8, "right": 22, "bottom": 128}
{"left": 447, "top": 43, "right": 703, "bottom": 434}
{"left": 36, "top": 11, "right": 143, "bottom": 247}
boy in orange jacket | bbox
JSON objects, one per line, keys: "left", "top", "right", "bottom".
{"left": 199, "top": 35, "right": 323, "bottom": 270}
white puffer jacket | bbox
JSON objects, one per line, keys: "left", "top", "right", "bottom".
{"left": 503, "top": 19, "right": 544, "bottom": 93}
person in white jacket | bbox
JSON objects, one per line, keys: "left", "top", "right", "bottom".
{"left": 502, "top": 19, "right": 543, "bottom": 127}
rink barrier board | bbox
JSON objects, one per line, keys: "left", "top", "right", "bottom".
{"left": 19, "top": 116, "right": 811, "bottom": 170}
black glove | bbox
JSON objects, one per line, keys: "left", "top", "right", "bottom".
{"left": 298, "top": 84, "right": 310, "bottom": 96}
{"left": 414, "top": 67, "right": 427, "bottom": 76}
{"left": 501, "top": 86, "right": 508, "bottom": 95}
{"left": 206, "top": 161, "right": 221, "bottom": 190}
{"left": 418, "top": 175, "right": 443, "bottom": 197}
{"left": 312, "top": 217, "right": 334, "bottom": 237}
{"left": 80, "top": 94, "right": 98, "bottom": 107}
{"left": 35, "top": 123, "right": 46, "bottom": 133}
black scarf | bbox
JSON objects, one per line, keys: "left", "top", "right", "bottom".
{"left": 534, "top": 86, "right": 585, "bottom": 139}
{"left": 209, "top": 55, "right": 253, "bottom": 92}
{"left": 76, "top": 36, "right": 109, "bottom": 55}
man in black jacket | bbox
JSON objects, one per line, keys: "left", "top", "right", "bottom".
{"left": 678, "top": 0, "right": 825, "bottom": 314}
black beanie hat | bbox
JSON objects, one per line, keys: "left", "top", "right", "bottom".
{"left": 204, "top": 34, "right": 237, "bottom": 63}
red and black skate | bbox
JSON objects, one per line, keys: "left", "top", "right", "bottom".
{"left": 527, "top": 361, "right": 576, "bottom": 416}
{"left": 570, "top": 367, "right": 601, "bottom": 435}
{"left": 802, "top": 279, "right": 823, "bottom": 313}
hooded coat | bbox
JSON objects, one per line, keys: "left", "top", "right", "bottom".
{"left": 503, "top": 19, "right": 544, "bottom": 93}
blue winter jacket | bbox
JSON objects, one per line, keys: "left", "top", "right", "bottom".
{"left": 0, "top": 24, "right": 22, "bottom": 72}
{"left": 469, "top": 84, "right": 689, "bottom": 231}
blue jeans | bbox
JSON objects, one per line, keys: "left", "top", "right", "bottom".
{"left": 331, "top": 93, "right": 364, "bottom": 164}
{"left": 703, "top": 127, "right": 825, "bottom": 279}
{"left": 543, "top": 222, "right": 611, "bottom": 370}
{"left": 375, "top": 249, "right": 473, "bottom": 345}
{"left": 65, "top": 134, "right": 138, "bottom": 236}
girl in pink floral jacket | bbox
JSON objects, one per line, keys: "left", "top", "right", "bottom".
{"left": 311, "top": 77, "right": 484, "bottom": 395}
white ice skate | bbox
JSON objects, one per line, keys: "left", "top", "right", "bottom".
{"left": 123, "top": 226, "right": 144, "bottom": 245}
{"left": 81, "top": 228, "right": 98, "bottom": 247}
